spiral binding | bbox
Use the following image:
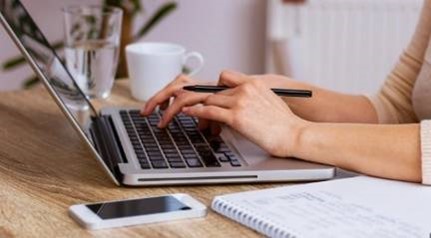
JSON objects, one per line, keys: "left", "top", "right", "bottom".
{"left": 211, "top": 198, "right": 297, "bottom": 238}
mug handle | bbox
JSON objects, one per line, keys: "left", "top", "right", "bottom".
{"left": 183, "top": 52, "right": 204, "bottom": 76}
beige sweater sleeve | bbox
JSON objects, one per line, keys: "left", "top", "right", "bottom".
{"left": 369, "top": 0, "right": 431, "bottom": 124}
{"left": 368, "top": 0, "right": 431, "bottom": 185}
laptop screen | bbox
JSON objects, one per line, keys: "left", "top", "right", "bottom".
{"left": 0, "top": 0, "right": 96, "bottom": 116}
{"left": 0, "top": 0, "right": 122, "bottom": 184}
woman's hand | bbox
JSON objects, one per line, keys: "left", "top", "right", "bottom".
{"left": 142, "top": 71, "right": 300, "bottom": 130}
{"left": 183, "top": 71, "right": 308, "bottom": 157}
{"left": 142, "top": 74, "right": 222, "bottom": 134}
{"left": 141, "top": 74, "right": 212, "bottom": 123}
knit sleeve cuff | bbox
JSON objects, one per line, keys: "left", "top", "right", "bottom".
{"left": 366, "top": 94, "right": 385, "bottom": 124}
{"left": 421, "top": 120, "right": 431, "bottom": 185}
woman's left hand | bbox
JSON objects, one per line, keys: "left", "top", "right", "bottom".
{"left": 182, "top": 71, "right": 308, "bottom": 157}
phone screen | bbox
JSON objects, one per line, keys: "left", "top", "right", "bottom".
{"left": 86, "top": 196, "right": 191, "bottom": 220}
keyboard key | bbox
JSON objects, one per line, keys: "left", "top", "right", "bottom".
{"left": 182, "top": 153, "right": 198, "bottom": 159}
{"left": 149, "top": 156, "right": 164, "bottom": 161}
{"left": 138, "top": 157, "right": 149, "bottom": 162}
{"left": 151, "top": 160, "right": 168, "bottom": 169}
{"left": 194, "top": 144, "right": 221, "bottom": 167}
{"left": 163, "top": 149, "right": 177, "bottom": 154}
{"left": 131, "top": 141, "right": 141, "bottom": 145}
{"left": 141, "top": 140, "right": 155, "bottom": 145}
{"left": 178, "top": 144, "right": 192, "bottom": 149}
{"left": 200, "top": 154, "right": 221, "bottom": 167}
{"left": 169, "top": 161, "right": 186, "bottom": 168}
{"left": 194, "top": 144, "right": 209, "bottom": 152}
{"left": 145, "top": 147, "right": 160, "bottom": 152}
{"left": 148, "top": 151, "right": 163, "bottom": 157}
{"left": 180, "top": 149, "right": 195, "bottom": 154}
{"left": 217, "top": 154, "right": 230, "bottom": 162}
{"left": 144, "top": 143, "right": 158, "bottom": 148}
{"left": 165, "top": 150, "right": 181, "bottom": 157}
{"left": 225, "top": 152, "right": 237, "bottom": 160}
{"left": 161, "top": 145, "right": 175, "bottom": 150}
{"left": 166, "top": 157, "right": 183, "bottom": 163}
{"left": 136, "top": 152, "right": 147, "bottom": 159}
{"left": 139, "top": 161, "right": 151, "bottom": 169}
{"left": 176, "top": 142, "right": 189, "bottom": 147}
{"left": 230, "top": 160, "right": 241, "bottom": 167}
{"left": 185, "top": 158, "right": 203, "bottom": 168}
{"left": 190, "top": 137, "right": 205, "bottom": 144}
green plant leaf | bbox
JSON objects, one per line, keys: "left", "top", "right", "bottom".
{"left": 23, "top": 76, "right": 40, "bottom": 89}
{"left": 2, "top": 41, "right": 64, "bottom": 71}
{"left": 2, "top": 56, "right": 26, "bottom": 70}
{"left": 103, "top": 0, "right": 121, "bottom": 7}
{"left": 134, "top": 2, "right": 177, "bottom": 40}
{"left": 52, "top": 41, "right": 65, "bottom": 50}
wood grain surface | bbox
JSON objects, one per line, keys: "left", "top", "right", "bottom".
{"left": 0, "top": 81, "right": 296, "bottom": 238}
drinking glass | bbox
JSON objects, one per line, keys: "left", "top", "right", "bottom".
{"left": 63, "top": 6, "right": 123, "bottom": 99}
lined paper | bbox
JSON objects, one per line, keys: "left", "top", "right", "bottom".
{"left": 213, "top": 176, "right": 431, "bottom": 238}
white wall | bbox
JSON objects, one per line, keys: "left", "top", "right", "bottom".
{"left": 266, "top": 0, "right": 421, "bottom": 94}
{"left": 0, "top": 0, "right": 267, "bottom": 91}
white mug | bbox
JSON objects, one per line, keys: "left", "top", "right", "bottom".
{"left": 126, "top": 42, "right": 204, "bottom": 101}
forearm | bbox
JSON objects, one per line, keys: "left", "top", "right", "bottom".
{"left": 294, "top": 122, "right": 421, "bottom": 182}
{"left": 283, "top": 81, "right": 378, "bottom": 123}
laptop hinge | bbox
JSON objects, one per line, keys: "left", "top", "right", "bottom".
{"left": 90, "top": 115, "right": 126, "bottom": 183}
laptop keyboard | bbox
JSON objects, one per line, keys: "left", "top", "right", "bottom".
{"left": 119, "top": 110, "right": 242, "bottom": 170}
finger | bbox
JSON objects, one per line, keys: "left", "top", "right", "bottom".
{"left": 210, "top": 122, "right": 222, "bottom": 135}
{"left": 159, "top": 92, "right": 209, "bottom": 128}
{"left": 204, "top": 94, "right": 235, "bottom": 108}
{"left": 182, "top": 105, "right": 231, "bottom": 125}
{"left": 141, "top": 85, "right": 182, "bottom": 115}
{"left": 218, "top": 70, "right": 249, "bottom": 87}
{"left": 198, "top": 119, "right": 210, "bottom": 131}
{"left": 216, "top": 87, "right": 236, "bottom": 96}
{"left": 158, "top": 89, "right": 185, "bottom": 112}
{"left": 159, "top": 87, "right": 189, "bottom": 111}
{"left": 159, "top": 98, "right": 171, "bottom": 111}
{"left": 142, "top": 75, "right": 193, "bottom": 115}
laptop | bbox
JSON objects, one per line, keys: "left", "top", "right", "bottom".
{"left": 0, "top": 0, "right": 335, "bottom": 186}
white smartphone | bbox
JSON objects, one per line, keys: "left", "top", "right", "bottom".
{"left": 69, "top": 193, "right": 207, "bottom": 230}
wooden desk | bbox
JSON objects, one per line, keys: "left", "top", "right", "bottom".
{"left": 0, "top": 80, "right": 290, "bottom": 238}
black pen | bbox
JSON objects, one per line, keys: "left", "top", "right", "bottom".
{"left": 183, "top": 85, "right": 312, "bottom": 98}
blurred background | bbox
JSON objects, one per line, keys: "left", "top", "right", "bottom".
{"left": 0, "top": 0, "right": 424, "bottom": 94}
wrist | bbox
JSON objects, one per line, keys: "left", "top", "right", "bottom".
{"left": 289, "top": 119, "right": 314, "bottom": 158}
{"left": 278, "top": 117, "right": 313, "bottom": 158}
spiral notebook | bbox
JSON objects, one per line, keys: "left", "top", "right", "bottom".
{"left": 211, "top": 176, "right": 431, "bottom": 238}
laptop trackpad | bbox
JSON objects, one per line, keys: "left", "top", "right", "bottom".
{"left": 221, "top": 127, "right": 270, "bottom": 165}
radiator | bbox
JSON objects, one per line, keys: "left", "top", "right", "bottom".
{"left": 266, "top": 0, "right": 423, "bottom": 94}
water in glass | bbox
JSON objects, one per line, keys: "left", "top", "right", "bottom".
{"left": 65, "top": 40, "right": 119, "bottom": 99}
